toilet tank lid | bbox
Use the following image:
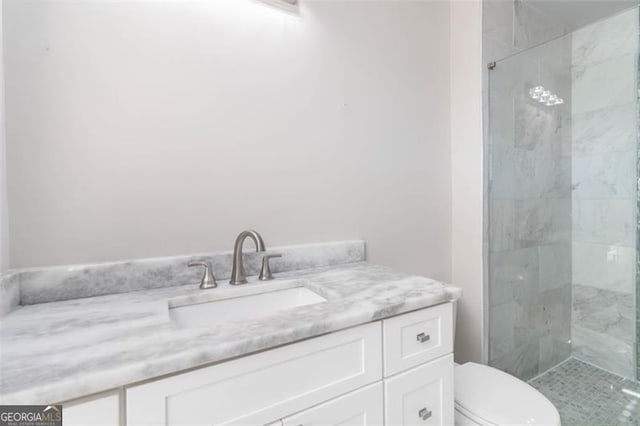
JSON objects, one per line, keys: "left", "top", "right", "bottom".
{"left": 455, "top": 362, "right": 561, "bottom": 426}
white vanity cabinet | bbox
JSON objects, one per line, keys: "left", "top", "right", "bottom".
{"left": 126, "top": 323, "right": 382, "bottom": 425}
{"left": 382, "top": 303, "right": 453, "bottom": 376}
{"left": 385, "top": 355, "right": 454, "bottom": 426}
{"left": 123, "top": 302, "right": 454, "bottom": 426}
{"left": 280, "top": 382, "right": 384, "bottom": 426}
{"left": 63, "top": 390, "right": 121, "bottom": 426}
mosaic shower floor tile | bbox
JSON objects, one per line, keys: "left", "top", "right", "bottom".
{"left": 529, "top": 358, "right": 640, "bottom": 425}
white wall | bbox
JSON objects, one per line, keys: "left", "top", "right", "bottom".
{"left": 450, "top": 0, "right": 484, "bottom": 364}
{"left": 4, "top": 0, "right": 452, "bottom": 280}
{"left": 0, "top": 1, "right": 8, "bottom": 274}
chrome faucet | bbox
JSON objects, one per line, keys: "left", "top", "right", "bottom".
{"left": 230, "top": 230, "right": 266, "bottom": 285}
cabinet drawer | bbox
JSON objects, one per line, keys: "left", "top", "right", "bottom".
{"left": 126, "top": 322, "right": 382, "bottom": 425}
{"left": 384, "top": 354, "right": 454, "bottom": 426}
{"left": 382, "top": 303, "right": 453, "bottom": 376}
{"left": 281, "top": 382, "right": 383, "bottom": 426}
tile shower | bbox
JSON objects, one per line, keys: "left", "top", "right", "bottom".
{"left": 488, "top": 33, "right": 573, "bottom": 381}
{"left": 485, "top": 0, "right": 640, "bottom": 423}
{"left": 571, "top": 9, "right": 639, "bottom": 379}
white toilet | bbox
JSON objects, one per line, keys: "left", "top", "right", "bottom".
{"left": 454, "top": 362, "right": 561, "bottom": 425}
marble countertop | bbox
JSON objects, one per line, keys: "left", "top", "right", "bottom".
{"left": 0, "top": 262, "right": 460, "bottom": 405}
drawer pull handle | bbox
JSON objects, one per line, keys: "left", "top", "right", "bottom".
{"left": 418, "top": 407, "right": 432, "bottom": 421}
{"left": 416, "top": 332, "right": 430, "bottom": 343}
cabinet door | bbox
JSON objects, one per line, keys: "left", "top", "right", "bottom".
{"left": 282, "top": 383, "right": 383, "bottom": 426}
{"left": 384, "top": 354, "right": 453, "bottom": 426}
{"left": 63, "top": 390, "right": 120, "bottom": 426}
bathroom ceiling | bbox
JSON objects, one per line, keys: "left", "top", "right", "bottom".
{"left": 527, "top": 0, "right": 638, "bottom": 30}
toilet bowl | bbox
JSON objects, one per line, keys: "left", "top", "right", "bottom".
{"left": 454, "top": 362, "right": 561, "bottom": 425}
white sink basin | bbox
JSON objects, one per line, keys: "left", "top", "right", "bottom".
{"left": 169, "top": 286, "right": 327, "bottom": 328}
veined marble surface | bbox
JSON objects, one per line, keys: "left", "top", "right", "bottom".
{"left": 487, "top": 32, "right": 573, "bottom": 381}
{"left": 0, "top": 273, "right": 19, "bottom": 318}
{"left": 0, "top": 262, "right": 460, "bottom": 405}
{"left": 483, "top": 0, "right": 569, "bottom": 63}
{"left": 9, "top": 240, "right": 365, "bottom": 307}
{"left": 569, "top": 7, "right": 639, "bottom": 380}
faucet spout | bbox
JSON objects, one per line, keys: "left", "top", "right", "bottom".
{"left": 230, "top": 230, "right": 266, "bottom": 285}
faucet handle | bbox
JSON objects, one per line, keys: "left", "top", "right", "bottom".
{"left": 259, "top": 253, "right": 282, "bottom": 281}
{"left": 188, "top": 260, "right": 217, "bottom": 289}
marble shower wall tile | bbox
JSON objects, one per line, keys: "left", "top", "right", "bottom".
{"left": 483, "top": 0, "right": 569, "bottom": 64}
{"left": 490, "top": 301, "right": 518, "bottom": 361}
{"left": 513, "top": 0, "right": 568, "bottom": 53}
{"left": 572, "top": 199, "right": 635, "bottom": 247}
{"left": 488, "top": 89, "right": 515, "bottom": 148}
{"left": 572, "top": 54, "right": 637, "bottom": 115}
{"left": 538, "top": 333, "right": 571, "bottom": 374}
{"left": 570, "top": 8, "right": 639, "bottom": 380}
{"left": 572, "top": 104, "right": 637, "bottom": 156}
{"left": 489, "top": 51, "right": 539, "bottom": 98}
{"left": 490, "top": 198, "right": 571, "bottom": 252}
{"left": 538, "top": 244, "right": 572, "bottom": 292}
{"left": 490, "top": 287, "right": 571, "bottom": 380}
{"left": 573, "top": 284, "right": 634, "bottom": 342}
{"left": 14, "top": 240, "right": 365, "bottom": 306}
{"left": 489, "top": 244, "right": 571, "bottom": 306}
{"left": 573, "top": 243, "right": 635, "bottom": 293}
{"left": 489, "top": 247, "right": 539, "bottom": 306}
{"left": 572, "top": 324, "right": 635, "bottom": 378}
{"left": 537, "top": 286, "right": 572, "bottom": 338}
{"left": 483, "top": 0, "right": 517, "bottom": 64}
{"left": 537, "top": 35, "right": 573, "bottom": 86}
{"left": 572, "top": 8, "right": 639, "bottom": 77}
{"left": 483, "top": 0, "right": 514, "bottom": 47}
{"left": 572, "top": 151, "right": 636, "bottom": 199}
{"left": 491, "top": 340, "right": 541, "bottom": 381}
{"left": 491, "top": 146, "right": 570, "bottom": 199}
{"left": 488, "top": 32, "right": 573, "bottom": 381}
{"left": 484, "top": 37, "right": 518, "bottom": 66}
{"left": 514, "top": 99, "right": 563, "bottom": 150}
{"left": 489, "top": 282, "right": 572, "bottom": 379}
